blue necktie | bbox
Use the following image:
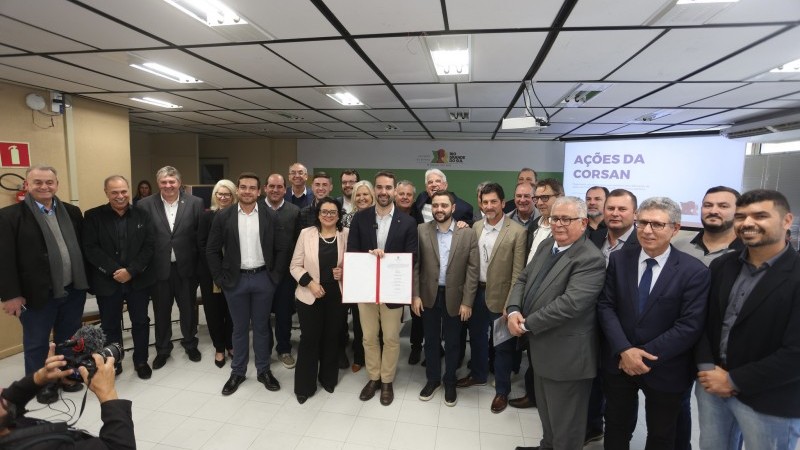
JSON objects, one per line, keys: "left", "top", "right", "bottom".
{"left": 551, "top": 247, "right": 560, "bottom": 256}
{"left": 638, "top": 258, "right": 657, "bottom": 314}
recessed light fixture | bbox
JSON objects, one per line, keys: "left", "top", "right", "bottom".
{"left": 770, "top": 57, "right": 800, "bottom": 73}
{"left": 130, "top": 62, "right": 202, "bottom": 84}
{"left": 163, "top": 0, "right": 246, "bottom": 26}
{"left": 676, "top": 0, "right": 739, "bottom": 4}
{"left": 317, "top": 88, "right": 364, "bottom": 106}
{"left": 425, "top": 35, "right": 471, "bottom": 82}
{"left": 557, "top": 83, "right": 613, "bottom": 107}
{"left": 130, "top": 97, "right": 183, "bottom": 108}
{"left": 631, "top": 109, "right": 678, "bottom": 123}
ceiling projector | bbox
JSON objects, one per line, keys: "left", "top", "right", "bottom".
{"left": 501, "top": 115, "right": 550, "bottom": 131}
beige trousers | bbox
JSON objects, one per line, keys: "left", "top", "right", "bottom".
{"left": 358, "top": 303, "right": 403, "bottom": 383}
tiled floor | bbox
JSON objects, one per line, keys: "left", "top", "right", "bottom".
{"left": 0, "top": 311, "right": 700, "bottom": 449}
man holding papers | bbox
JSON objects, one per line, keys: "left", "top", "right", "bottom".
{"left": 346, "top": 170, "right": 418, "bottom": 406}
{"left": 412, "top": 190, "right": 479, "bottom": 407}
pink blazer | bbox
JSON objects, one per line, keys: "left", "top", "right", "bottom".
{"left": 290, "top": 226, "right": 349, "bottom": 305}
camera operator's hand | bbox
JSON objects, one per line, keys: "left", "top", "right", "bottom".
{"left": 32, "top": 343, "right": 73, "bottom": 386}
{"left": 78, "top": 355, "right": 119, "bottom": 404}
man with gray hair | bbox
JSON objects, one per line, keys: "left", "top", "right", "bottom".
{"left": 413, "top": 168, "right": 473, "bottom": 225}
{"left": 137, "top": 166, "right": 204, "bottom": 369}
{"left": 598, "top": 197, "right": 710, "bottom": 449}
{"left": 506, "top": 196, "right": 606, "bottom": 450}
{"left": 0, "top": 165, "right": 89, "bottom": 403}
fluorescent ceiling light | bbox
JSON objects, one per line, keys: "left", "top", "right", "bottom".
{"left": 130, "top": 62, "right": 202, "bottom": 83}
{"left": 163, "top": 0, "right": 246, "bottom": 26}
{"left": 676, "top": 0, "right": 738, "bottom": 3}
{"left": 316, "top": 88, "right": 364, "bottom": 106}
{"left": 425, "top": 35, "right": 471, "bottom": 81}
{"left": 770, "top": 57, "right": 800, "bottom": 73}
{"left": 130, "top": 97, "right": 183, "bottom": 108}
{"left": 557, "top": 83, "right": 613, "bottom": 108}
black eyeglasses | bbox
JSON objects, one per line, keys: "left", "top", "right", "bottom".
{"left": 215, "top": 193, "right": 232, "bottom": 199}
{"left": 533, "top": 195, "right": 553, "bottom": 203}
{"left": 548, "top": 216, "right": 581, "bottom": 226}
{"left": 319, "top": 210, "right": 339, "bottom": 217}
{"left": 635, "top": 220, "right": 674, "bottom": 231}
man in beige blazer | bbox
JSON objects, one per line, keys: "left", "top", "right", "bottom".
{"left": 455, "top": 183, "right": 527, "bottom": 414}
{"left": 412, "top": 190, "right": 479, "bottom": 407}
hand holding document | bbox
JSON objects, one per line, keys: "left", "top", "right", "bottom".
{"left": 342, "top": 252, "right": 413, "bottom": 304}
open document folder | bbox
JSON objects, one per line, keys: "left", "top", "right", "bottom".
{"left": 342, "top": 252, "right": 413, "bottom": 304}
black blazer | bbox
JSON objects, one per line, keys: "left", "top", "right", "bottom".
{"left": 0, "top": 200, "right": 85, "bottom": 309}
{"left": 597, "top": 244, "right": 710, "bottom": 393}
{"left": 414, "top": 191, "right": 474, "bottom": 225}
{"left": 588, "top": 225, "right": 639, "bottom": 250}
{"left": 137, "top": 193, "right": 203, "bottom": 281}
{"left": 696, "top": 248, "right": 800, "bottom": 417}
{"left": 206, "top": 200, "right": 290, "bottom": 289}
{"left": 346, "top": 206, "right": 418, "bottom": 309}
{"left": 197, "top": 209, "right": 217, "bottom": 280}
{"left": 82, "top": 204, "right": 156, "bottom": 296}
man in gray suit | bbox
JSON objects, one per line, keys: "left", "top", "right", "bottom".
{"left": 507, "top": 196, "right": 607, "bottom": 450}
{"left": 137, "top": 166, "right": 204, "bottom": 369}
{"left": 412, "top": 190, "right": 479, "bottom": 407}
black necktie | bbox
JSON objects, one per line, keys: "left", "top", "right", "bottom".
{"left": 638, "top": 258, "right": 657, "bottom": 314}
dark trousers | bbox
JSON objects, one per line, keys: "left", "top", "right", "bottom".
{"left": 198, "top": 275, "right": 233, "bottom": 354}
{"left": 422, "top": 288, "right": 462, "bottom": 385}
{"left": 675, "top": 386, "right": 693, "bottom": 450}
{"left": 20, "top": 285, "right": 86, "bottom": 375}
{"left": 271, "top": 275, "right": 295, "bottom": 355}
{"left": 465, "top": 287, "right": 490, "bottom": 383}
{"left": 295, "top": 282, "right": 344, "bottom": 396}
{"left": 603, "top": 372, "right": 684, "bottom": 450}
{"left": 225, "top": 271, "right": 275, "bottom": 376}
{"left": 492, "top": 320, "right": 517, "bottom": 396}
{"left": 97, "top": 286, "right": 150, "bottom": 365}
{"left": 410, "top": 311, "right": 424, "bottom": 351}
{"left": 340, "top": 304, "right": 364, "bottom": 365}
{"left": 587, "top": 371, "right": 606, "bottom": 434}
{"left": 152, "top": 264, "right": 198, "bottom": 355}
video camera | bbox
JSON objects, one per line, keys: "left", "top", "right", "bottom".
{"left": 56, "top": 325, "right": 124, "bottom": 382}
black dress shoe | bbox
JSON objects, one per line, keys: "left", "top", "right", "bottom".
{"left": 186, "top": 348, "right": 201, "bottom": 362}
{"left": 296, "top": 395, "right": 308, "bottom": 404}
{"left": 359, "top": 380, "right": 381, "bottom": 401}
{"left": 135, "top": 363, "right": 153, "bottom": 380}
{"left": 222, "top": 374, "right": 246, "bottom": 395}
{"left": 408, "top": 348, "right": 421, "bottom": 365}
{"left": 584, "top": 429, "right": 604, "bottom": 444}
{"left": 36, "top": 384, "right": 59, "bottom": 404}
{"left": 257, "top": 371, "right": 280, "bottom": 391}
{"left": 322, "top": 384, "right": 335, "bottom": 394}
{"left": 214, "top": 354, "right": 226, "bottom": 368}
{"left": 152, "top": 354, "right": 169, "bottom": 370}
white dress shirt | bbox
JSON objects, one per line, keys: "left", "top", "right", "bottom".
{"left": 238, "top": 204, "right": 265, "bottom": 269}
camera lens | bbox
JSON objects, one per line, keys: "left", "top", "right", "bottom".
{"left": 99, "top": 343, "right": 124, "bottom": 363}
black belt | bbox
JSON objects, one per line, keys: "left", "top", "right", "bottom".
{"left": 240, "top": 266, "right": 266, "bottom": 274}
{"left": 478, "top": 282, "right": 487, "bottom": 289}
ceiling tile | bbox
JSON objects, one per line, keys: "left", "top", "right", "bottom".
{"left": 318, "top": 109, "right": 377, "bottom": 122}
{"left": 365, "top": 109, "right": 416, "bottom": 122}
{"left": 628, "top": 82, "right": 745, "bottom": 107}
{"left": 161, "top": 111, "right": 233, "bottom": 124}
{"left": 447, "top": 0, "right": 561, "bottom": 29}
{"left": 201, "top": 110, "right": 264, "bottom": 123}
{"left": 346, "top": 85, "right": 404, "bottom": 109}
{"left": 424, "top": 122, "right": 461, "bottom": 132}
{"left": 224, "top": 0, "right": 339, "bottom": 39}
{"left": 173, "top": 91, "right": 262, "bottom": 109}
{"left": 0, "top": 63, "right": 102, "bottom": 93}
{"left": 460, "top": 122, "right": 500, "bottom": 132}
{"left": 458, "top": 83, "right": 519, "bottom": 107}
{"left": 709, "top": 0, "right": 800, "bottom": 24}
{"left": 396, "top": 84, "right": 456, "bottom": 108}
{"left": 550, "top": 108, "right": 613, "bottom": 123}
{"left": 267, "top": 40, "right": 381, "bottom": 85}
{"left": 357, "top": 36, "right": 437, "bottom": 84}
{"left": 469, "top": 108, "right": 509, "bottom": 122}
{"left": 316, "top": 122, "right": 360, "bottom": 132}
{"left": 412, "top": 109, "right": 450, "bottom": 121}
{"left": 0, "top": 16, "right": 95, "bottom": 53}
{"left": 323, "top": 0, "right": 444, "bottom": 35}
{"left": 684, "top": 109, "right": 773, "bottom": 125}
{"left": 570, "top": 123, "right": 626, "bottom": 135}
{"left": 686, "top": 82, "right": 800, "bottom": 108}
{"left": 472, "top": 33, "right": 546, "bottom": 82}
{"left": 191, "top": 45, "right": 319, "bottom": 87}
{"left": 225, "top": 89, "right": 307, "bottom": 109}
{"left": 1, "top": 56, "right": 150, "bottom": 92}
{"left": 565, "top": 0, "right": 668, "bottom": 27}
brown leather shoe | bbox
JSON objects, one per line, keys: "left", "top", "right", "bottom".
{"left": 351, "top": 363, "right": 362, "bottom": 373}
{"left": 359, "top": 379, "right": 381, "bottom": 401}
{"left": 456, "top": 376, "right": 487, "bottom": 388}
{"left": 491, "top": 394, "right": 508, "bottom": 413}
{"left": 380, "top": 382, "right": 394, "bottom": 406}
{"left": 508, "top": 396, "right": 536, "bottom": 409}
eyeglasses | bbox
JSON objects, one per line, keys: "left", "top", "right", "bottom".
{"left": 548, "top": 216, "right": 581, "bottom": 226}
{"left": 215, "top": 193, "right": 232, "bottom": 199}
{"left": 635, "top": 220, "right": 674, "bottom": 231}
{"left": 319, "top": 209, "right": 339, "bottom": 217}
{"left": 533, "top": 195, "right": 553, "bottom": 203}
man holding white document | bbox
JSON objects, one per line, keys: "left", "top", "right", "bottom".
{"left": 345, "top": 170, "right": 418, "bottom": 406}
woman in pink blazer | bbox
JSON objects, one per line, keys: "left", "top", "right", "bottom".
{"left": 290, "top": 197, "right": 349, "bottom": 404}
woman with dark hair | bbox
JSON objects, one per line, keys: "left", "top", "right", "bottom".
{"left": 132, "top": 180, "right": 152, "bottom": 205}
{"left": 290, "top": 197, "right": 349, "bottom": 403}
{"left": 198, "top": 179, "right": 237, "bottom": 368}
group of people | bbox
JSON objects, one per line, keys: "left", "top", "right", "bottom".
{"left": 1, "top": 162, "right": 798, "bottom": 450}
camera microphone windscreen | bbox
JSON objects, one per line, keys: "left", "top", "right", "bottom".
{"left": 60, "top": 325, "right": 106, "bottom": 353}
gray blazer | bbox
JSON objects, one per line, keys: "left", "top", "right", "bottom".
{"left": 137, "top": 192, "right": 203, "bottom": 281}
{"left": 506, "top": 234, "right": 606, "bottom": 381}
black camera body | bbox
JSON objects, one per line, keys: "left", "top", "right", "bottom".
{"left": 62, "top": 343, "right": 124, "bottom": 382}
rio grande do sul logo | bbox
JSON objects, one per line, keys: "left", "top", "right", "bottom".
{"left": 430, "top": 148, "right": 466, "bottom": 165}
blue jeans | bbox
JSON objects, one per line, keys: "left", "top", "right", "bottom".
{"left": 97, "top": 286, "right": 150, "bottom": 365}
{"left": 224, "top": 271, "right": 275, "bottom": 376}
{"left": 465, "top": 287, "right": 490, "bottom": 383}
{"left": 422, "top": 288, "right": 462, "bottom": 386}
{"left": 20, "top": 285, "right": 86, "bottom": 375}
{"left": 696, "top": 383, "right": 800, "bottom": 450}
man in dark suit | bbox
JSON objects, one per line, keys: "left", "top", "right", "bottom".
{"left": 695, "top": 189, "right": 800, "bottom": 449}
{"left": 264, "top": 173, "right": 302, "bottom": 369}
{"left": 598, "top": 197, "right": 710, "bottom": 450}
{"left": 298, "top": 171, "right": 334, "bottom": 229}
{"left": 336, "top": 169, "right": 360, "bottom": 214}
{"left": 584, "top": 185, "right": 608, "bottom": 243}
{"left": 503, "top": 167, "right": 537, "bottom": 214}
{"left": 136, "top": 165, "right": 204, "bottom": 369}
{"left": 412, "top": 190, "right": 479, "bottom": 407}
{"left": 285, "top": 162, "right": 313, "bottom": 208}
{"left": 83, "top": 175, "right": 156, "bottom": 380}
{"left": 348, "top": 170, "right": 418, "bottom": 406}
{"left": 507, "top": 196, "right": 606, "bottom": 450}
{"left": 0, "top": 165, "right": 89, "bottom": 404}
{"left": 206, "top": 173, "right": 290, "bottom": 395}
{"left": 414, "top": 168, "right": 473, "bottom": 225}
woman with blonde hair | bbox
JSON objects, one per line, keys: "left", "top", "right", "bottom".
{"left": 198, "top": 179, "right": 237, "bottom": 367}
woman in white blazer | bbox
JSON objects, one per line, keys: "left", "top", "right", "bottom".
{"left": 290, "top": 197, "right": 349, "bottom": 404}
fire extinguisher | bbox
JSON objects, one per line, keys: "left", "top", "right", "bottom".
{"left": 16, "top": 186, "right": 27, "bottom": 203}
{"left": 1, "top": 173, "right": 27, "bottom": 203}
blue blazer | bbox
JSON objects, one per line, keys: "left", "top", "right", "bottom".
{"left": 597, "top": 244, "right": 710, "bottom": 393}
{"left": 346, "top": 206, "right": 418, "bottom": 309}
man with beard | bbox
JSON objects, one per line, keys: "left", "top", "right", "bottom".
{"left": 207, "top": 173, "right": 289, "bottom": 395}
{"left": 412, "top": 190, "right": 479, "bottom": 407}
{"left": 585, "top": 186, "right": 608, "bottom": 241}
{"left": 337, "top": 169, "right": 360, "bottom": 214}
{"left": 695, "top": 190, "right": 800, "bottom": 450}
{"left": 285, "top": 163, "right": 313, "bottom": 208}
{"left": 348, "top": 171, "right": 418, "bottom": 406}
{"left": 674, "top": 186, "right": 743, "bottom": 267}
